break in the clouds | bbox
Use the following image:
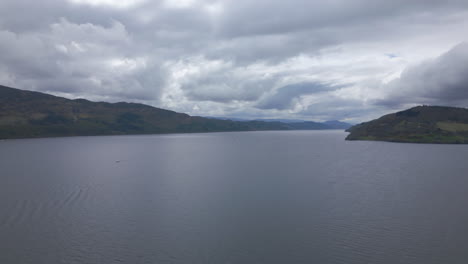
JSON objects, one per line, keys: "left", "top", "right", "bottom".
{"left": 0, "top": 0, "right": 468, "bottom": 122}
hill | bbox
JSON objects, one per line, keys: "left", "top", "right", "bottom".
{"left": 345, "top": 105, "right": 468, "bottom": 143}
{"left": 0, "top": 85, "right": 347, "bottom": 139}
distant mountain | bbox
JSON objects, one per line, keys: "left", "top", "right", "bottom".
{"left": 0, "top": 85, "right": 348, "bottom": 139}
{"left": 346, "top": 105, "right": 468, "bottom": 143}
{"left": 253, "top": 118, "right": 309, "bottom": 123}
{"left": 205, "top": 116, "right": 250, "bottom": 122}
{"left": 323, "top": 120, "right": 353, "bottom": 129}
{"left": 210, "top": 117, "right": 352, "bottom": 129}
{"left": 282, "top": 121, "right": 330, "bottom": 130}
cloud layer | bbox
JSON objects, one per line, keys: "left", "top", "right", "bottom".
{"left": 0, "top": 0, "right": 467, "bottom": 122}
{"left": 379, "top": 42, "right": 468, "bottom": 108}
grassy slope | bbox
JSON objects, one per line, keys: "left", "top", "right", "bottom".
{"left": 345, "top": 105, "right": 468, "bottom": 143}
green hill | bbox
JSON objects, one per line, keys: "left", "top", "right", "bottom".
{"left": 346, "top": 105, "right": 468, "bottom": 143}
{"left": 0, "top": 85, "right": 347, "bottom": 139}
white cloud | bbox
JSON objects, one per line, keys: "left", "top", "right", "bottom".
{"left": 68, "top": 0, "right": 147, "bottom": 9}
{"left": 163, "top": 0, "right": 197, "bottom": 9}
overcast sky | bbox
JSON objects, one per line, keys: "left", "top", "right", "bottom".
{"left": 1, "top": 0, "right": 468, "bottom": 122}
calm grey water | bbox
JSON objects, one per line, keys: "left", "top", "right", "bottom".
{"left": 1, "top": 130, "right": 468, "bottom": 264}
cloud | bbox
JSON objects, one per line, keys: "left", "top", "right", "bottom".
{"left": 0, "top": 17, "right": 166, "bottom": 102}
{"left": 298, "top": 96, "right": 386, "bottom": 122}
{"left": 256, "top": 82, "right": 342, "bottom": 110}
{"left": 0, "top": 0, "right": 467, "bottom": 121}
{"left": 171, "top": 58, "right": 275, "bottom": 103}
{"left": 378, "top": 42, "right": 468, "bottom": 107}
{"left": 68, "top": 0, "right": 147, "bottom": 9}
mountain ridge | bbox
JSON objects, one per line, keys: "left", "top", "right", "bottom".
{"left": 208, "top": 117, "right": 352, "bottom": 129}
{"left": 0, "top": 85, "right": 349, "bottom": 139}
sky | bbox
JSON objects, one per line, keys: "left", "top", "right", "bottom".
{"left": 0, "top": 0, "right": 468, "bottom": 122}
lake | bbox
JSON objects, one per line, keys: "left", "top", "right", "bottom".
{"left": 1, "top": 130, "right": 468, "bottom": 263}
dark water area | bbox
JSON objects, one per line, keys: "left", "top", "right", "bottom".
{"left": 1, "top": 131, "right": 468, "bottom": 263}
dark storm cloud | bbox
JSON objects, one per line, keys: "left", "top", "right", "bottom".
{"left": 378, "top": 42, "right": 468, "bottom": 107}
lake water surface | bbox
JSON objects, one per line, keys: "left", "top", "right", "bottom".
{"left": 1, "top": 131, "right": 468, "bottom": 263}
